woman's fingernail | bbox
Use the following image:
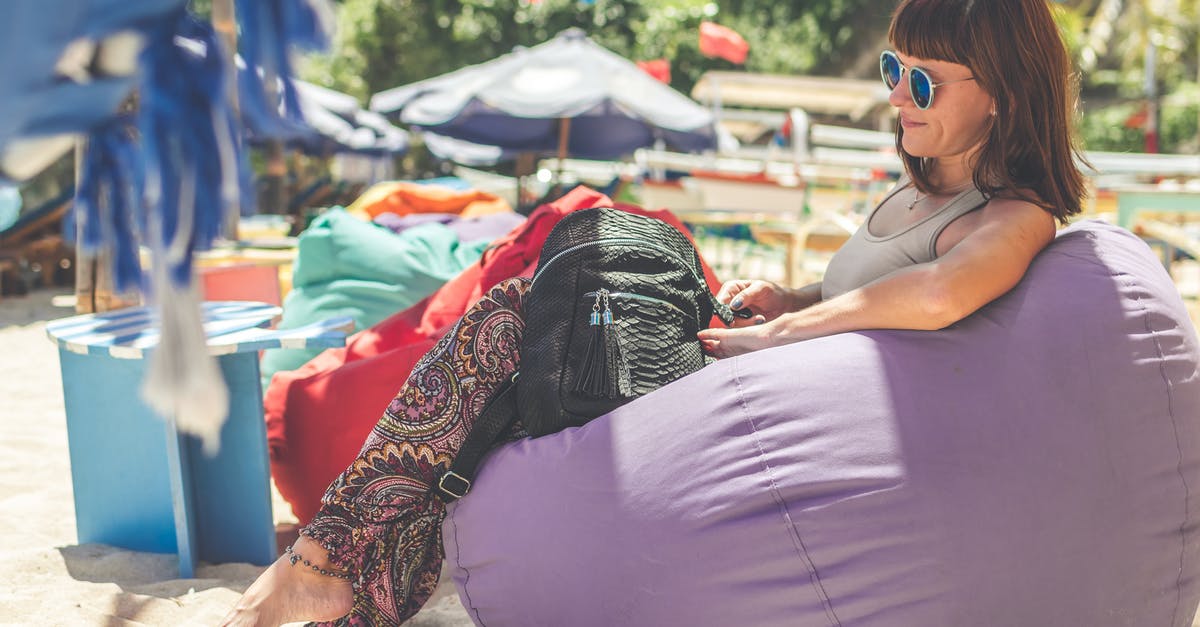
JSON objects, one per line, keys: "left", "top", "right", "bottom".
{"left": 754, "top": 316, "right": 765, "bottom": 325}
{"left": 730, "top": 298, "right": 743, "bottom": 309}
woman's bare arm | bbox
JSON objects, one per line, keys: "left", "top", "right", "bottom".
{"left": 699, "top": 199, "right": 1055, "bottom": 357}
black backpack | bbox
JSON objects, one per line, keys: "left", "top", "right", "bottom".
{"left": 437, "top": 207, "right": 741, "bottom": 500}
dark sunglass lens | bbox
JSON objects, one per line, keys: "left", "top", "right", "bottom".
{"left": 911, "top": 68, "right": 933, "bottom": 109}
{"left": 880, "top": 53, "right": 900, "bottom": 89}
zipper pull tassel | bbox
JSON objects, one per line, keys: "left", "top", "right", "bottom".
{"left": 574, "top": 289, "right": 631, "bottom": 399}
{"left": 600, "top": 289, "right": 630, "bottom": 396}
{"left": 590, "top": 290, "right": 604, "bottom": 326}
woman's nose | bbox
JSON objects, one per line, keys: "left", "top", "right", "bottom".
{"left": 887, "top": 76, "right": 909, "bottom": 108}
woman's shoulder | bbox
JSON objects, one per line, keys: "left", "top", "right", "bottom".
{"left": 977, "top": 192, "right": 1057, "bottom": 239}
{"left": 982, "top": 194, "right": 1044, "bottom": 215}
{"left": 982, "top": 184, "right": 1049, "bottom": 210}
{"left": 937, "top": 190, "right": 1054, "bottom": 256}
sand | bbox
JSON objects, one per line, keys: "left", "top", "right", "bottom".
{"left": 0, "top": 288, "right": 473, "bottom": 627}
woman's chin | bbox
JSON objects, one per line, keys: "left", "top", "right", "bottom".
{"left": 900, "top": 138, "right": 933, "bottom": 159}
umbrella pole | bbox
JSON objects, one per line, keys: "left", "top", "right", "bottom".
{"left": 556, "top": 117, "right": 571, "bottom": 186}
{"left": 73, "top": 138, "right": 94, "bottom": 313}
{"left": 515, "top": 152, "right": 536, "bottom": 214}
{"left": 74, "top": 102, "right": 139, "bottom": 313}
{"left": 263, "top": 141, "right": 287, "bottom": 215}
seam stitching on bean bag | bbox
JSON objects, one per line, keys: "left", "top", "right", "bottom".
{"left": 448, "top": 506, "right": 486, "bottom": 626}
{"left": 732, "top": 356, "right": 843, "bottom": 626}
{"left": 1118, "top": 266, "right": 1192, "bottom": 627}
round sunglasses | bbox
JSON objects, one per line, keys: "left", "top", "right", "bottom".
{"left": 879, "top": 50, "right": 975, "bottom": 110}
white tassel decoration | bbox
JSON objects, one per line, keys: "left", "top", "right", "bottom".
{"left": 140, "top": 259, "right": 229, "bottom": 457}
{"left": 140, "top": 167, "right": 229, "bottom": 456}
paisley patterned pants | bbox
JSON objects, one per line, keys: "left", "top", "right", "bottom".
{"left": 301, "top": 278, "right": 530, "bottom": 626}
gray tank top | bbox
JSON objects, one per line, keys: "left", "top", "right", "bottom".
{"left": 821, "top": 177, "right": 989, "bottom": 301}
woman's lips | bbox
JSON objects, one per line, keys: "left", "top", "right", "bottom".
{"left": 900, "top": 116, "right": 925, "bottom": 129}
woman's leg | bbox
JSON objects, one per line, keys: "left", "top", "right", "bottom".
{"left": 220, "top": 533, "right": 354, "bottom": 626}
{"left": 222, "top": 278, "right": 530, "bottom": 626}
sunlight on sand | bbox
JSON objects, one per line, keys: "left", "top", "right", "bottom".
{"left": 0, "top": 288, "right": 472, "bottom": 626}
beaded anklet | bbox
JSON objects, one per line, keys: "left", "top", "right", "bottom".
{"left": 284, "top": 544, "right": 353, "bottom": 581}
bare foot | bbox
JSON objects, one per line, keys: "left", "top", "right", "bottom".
{"left": 220, "top": 536, "right": 354, "bottom": 626}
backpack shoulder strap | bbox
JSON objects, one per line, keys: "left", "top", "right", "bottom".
{"left": 437, "top": 374, "right": 520, "bottom": 502}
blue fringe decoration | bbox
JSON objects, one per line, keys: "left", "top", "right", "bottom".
{"left": 237, "top": 0, "right": 330, "bottom": 141}
{"left": 55, "top": 1, "right": 335, "bottom": 454}
{"left": 138, "top": 13, "right": 240, "bottom": 288}
{"left": 71, "top": 115, "right": 146, "bottom": 293}
{"left": 67, "top": 1, "right": 332, "bottom": 292}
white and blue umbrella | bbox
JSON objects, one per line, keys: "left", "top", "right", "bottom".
{"left": 287, "top": 80, "right": 409, "bottom": 156}
{"left": 420, "top": 131, "right": 515, "bottom": 167}
{"left": 370, "top": 28, "right": 718, "bottom": 160}
{"left": 236, "top": 62, "right": 410, "bottom": 157}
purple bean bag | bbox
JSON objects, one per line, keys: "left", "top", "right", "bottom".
{"left": 443, "top": 220, "right": 1200, "bottom": 627}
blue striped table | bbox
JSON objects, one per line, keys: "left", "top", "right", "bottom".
{"left": 46, "top": 302, "right": 353, "bottom": 578}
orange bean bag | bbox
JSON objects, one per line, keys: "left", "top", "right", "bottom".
{"left": 345, "top": 181, "right": 511, "bottom": 222}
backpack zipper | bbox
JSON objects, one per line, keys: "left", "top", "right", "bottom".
{"left": 532, "top": 235, "right": 733, "bottom": 323}
{"left": 531, "top": 237, "right": 703, "bottom": 288}
{"left": 582, "top": 290, "right": 687, "bottom": 316}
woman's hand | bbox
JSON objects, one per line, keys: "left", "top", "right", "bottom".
{"left": 715, "top": 279, "right": 795, "bottom": 327}
{"left": 697, "top": 321, "right": 778, "bottom": 359}
{"left": 700, "top": 280, "right": 823, "bottom": 358}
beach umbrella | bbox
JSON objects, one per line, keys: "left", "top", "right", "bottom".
{"left": 420, "top": 132, "right": 515, "bottom": 167}
{"left": 369, "top": 28, "right": 718, "bottom": 161}
{"left": 291, "top": 81, "right": 409, "bottom": 156}
{"left": 237, "top": 65, "right": 410, "bottom": 157}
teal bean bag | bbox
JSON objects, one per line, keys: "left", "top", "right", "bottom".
{"left": 259, "top": 208, "right": 489, "bottom": 388}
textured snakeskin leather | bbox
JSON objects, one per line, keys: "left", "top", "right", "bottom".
{"left": 518, "top": 207, "right": 732, "bottom": 437}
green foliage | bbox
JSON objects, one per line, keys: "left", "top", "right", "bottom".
{"left": 1162, "top": 83, "right": 1200, "bottom": 153}
{"left": 1055, "top": 0, "right": 1200, "bottom": 151}
{"left": 1078, "top": 82, "right": 1200, "bottom": 153}
{"left": 302, "top": 0, "right": 650, "bottom": 101}
{"left": 299, "top": 0, "right": 885, "bottom": 101}
{"left": 188, "top": 0, "right": 212, "bottom": 19}
{"left": 1078, "top": 103, "right": 1147, "bottom": 152}
{"left": 718, "top": 0, "right": 890, "bottom": 75}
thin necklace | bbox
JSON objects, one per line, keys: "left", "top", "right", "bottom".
{"left": 906, "top": 189, "right": 925, "bottom": 211}
{"left": 906, "top": 181, "right": 974, "bottom": 211}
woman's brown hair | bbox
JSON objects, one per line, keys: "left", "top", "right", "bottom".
{"left": 889, "top": 0, "right": 1086, "bottom": 223}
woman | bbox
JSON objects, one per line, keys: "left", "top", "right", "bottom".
{"left": 224, "top": 0, "right": 1086, "bottom": 624}
{"left": 700, "top": 0, "right": 1085, "bottom": 357}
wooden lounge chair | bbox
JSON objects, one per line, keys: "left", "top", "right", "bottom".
{"left": 0, "top": 188, "right": 74, "bottom": 296}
